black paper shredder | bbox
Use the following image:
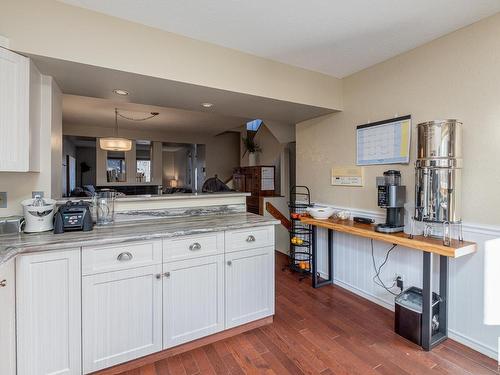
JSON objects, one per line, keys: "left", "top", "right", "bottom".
{"left": 395, "top": 286, "right": 441, "bottom": 345}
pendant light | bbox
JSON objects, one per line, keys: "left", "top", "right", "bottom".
{"left": 99, "top": 108, "right": 132, "bottom": 152}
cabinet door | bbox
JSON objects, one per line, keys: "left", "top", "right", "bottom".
{"left": 225, "top": 246, "right": 275, "bottom": 329}
{"left": 0, "top": 47, "right": 30, "bottom": 171}
{"left": 163, "top": 255, "right": 224, "bottom": 348}
{"left": 0, "top": 259, "right": 16, "bottom": 375}
{"left": 82, "top": 265, "right": 162, "bottom": 373}
{"left": 16, "top": 249, "right": 81, "bottom": 375}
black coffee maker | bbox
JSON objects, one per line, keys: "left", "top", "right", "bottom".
{"left": 375, "top": 170, "right": 406, "bottom": 233}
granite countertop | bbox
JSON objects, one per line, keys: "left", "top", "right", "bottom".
{"left": 0, "top": 213, "right": 279, "bottom": 265}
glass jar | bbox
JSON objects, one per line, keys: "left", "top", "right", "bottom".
{"left": 95, "top": 190, "right": 115, "bottom": 225}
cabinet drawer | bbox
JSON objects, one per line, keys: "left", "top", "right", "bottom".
{"left": 82, "top": 240, "right": 162, "bottom": 275}
{"left": 225, "top": 225, "right": 275, "bottom": 253}
{"left": 163, "top": 232, "right": 224, "bottom": 262}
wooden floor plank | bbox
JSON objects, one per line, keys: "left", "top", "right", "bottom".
{"left": 178, "top": 352, "right": 199, "bottom": 375}
{"left": 203, "top": 344, "right": 230, "bottom": 374}
{"left": 114, "top": 252, "right": 498, "bottom": 375}
{"left": 189, "top": 347, "right": 216, "bottom": 375}
{"left": 166, "top": 356, "right": 186, "bottom": 375}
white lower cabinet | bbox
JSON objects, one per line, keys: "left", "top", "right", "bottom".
{"left": 16, "top": 249, "right": 81, "bottom": 375}
{"left": 0, "top": 259, "right": 16, "bottom": 375}
{"left": 82, "top": 264, "right": 163, "bottom": 373}
{"left": 13, "top": 226, "right": 276, "bottom": 374}
{"left": 163, "top": 255, "right": 224, "bottom": 348}
{"left": 225, "top": 246, "right": 275, "bottom": 329}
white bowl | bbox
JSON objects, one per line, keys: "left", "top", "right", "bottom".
{"left": 306, "top": 206, "right": 335, "bottom": 220}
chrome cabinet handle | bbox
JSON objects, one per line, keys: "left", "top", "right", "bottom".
{"left": 156, "top": 272, "right": 170, "bottom": 279}
{"left": 117, "top": 251, "right": 133, "bottom": 261}
{"left": 227, "top": 260, "right": 232, "bottom": 266}
{"left": 0, "top": 279, "right": 6, "bottom": 287}
{"left": 246, "top": 235, "right": 256, "bottom": 242}
{"left": 189, "top": 242, "right": 202, "bottom": 251}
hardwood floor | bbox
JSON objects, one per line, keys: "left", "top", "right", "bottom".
{"left": 120, "top": 252, "right": 499, "bottom": 375}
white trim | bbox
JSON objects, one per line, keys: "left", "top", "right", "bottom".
{"left": 448, "top": 329, "right": 499, "bottom": 360}
{"left": 311, "top": 201, "right": 500, "bottom": 237}
{"left": 0, "top": 36, "right": 9, "bottom": 49}
{"left": 310, "top": 202, "right": 500, "bottom": 361}
{"left": 333, "top": 278, "right": 395, "bottom": 311}
{"left": 333, "top": 277, "right": 499, "bottom": 360}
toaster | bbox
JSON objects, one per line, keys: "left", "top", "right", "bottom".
{"left": 53, "top": 200, "right": 93, "bottom": 234}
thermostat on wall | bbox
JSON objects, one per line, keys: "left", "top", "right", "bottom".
{"left": 331, "top": 166, "right": 364, "bottom": 187}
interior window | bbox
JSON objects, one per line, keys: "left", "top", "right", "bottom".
{"left": 107, "top": 151, "right": 126, "bottom": 182}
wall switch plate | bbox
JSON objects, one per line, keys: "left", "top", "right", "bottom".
{"left": 32, "top": 191, "right": 44, "bottom": 198}
{"left": 331, "top": 166, "right": 364, "bottom": 187}
{"left": 0, "top": 192, "right": 7, "bottom": 208}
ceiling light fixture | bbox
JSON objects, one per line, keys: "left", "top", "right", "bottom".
{"left": 99, "top": 108, "right": 132, "bottom": 152}
{"left": 113, "top": 89, "right": 129, "bottom": 96}
{"left": 201, "top": 102, "right": 214, "bottom": 108}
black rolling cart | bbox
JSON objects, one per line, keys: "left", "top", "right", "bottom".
{"left": 285, "top": 186, "right": 313, "bottom": 279}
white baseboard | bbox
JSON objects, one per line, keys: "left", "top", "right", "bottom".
{"left": 448, "top": 329, "right": 499, "bottom": 361}
{"left": 333, "top": 277, "right": 395, "bottom": 311}
{"left": 333, "top": 276, "right": 499, "bottom": 360}
{"left": 302, "top": 202, "right": 500, "bottom": 361}
{"left": 311, "top": 201, "right": 500, "bottom": 237}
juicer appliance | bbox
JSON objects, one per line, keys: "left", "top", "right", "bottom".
{"left": 21, "top": 195, "right": 56, "bottom": 233}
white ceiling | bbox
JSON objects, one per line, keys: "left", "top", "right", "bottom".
{"left": 60, "top": 0, "right": 500, "bottom": 78}
{"left": 31, "top": 54, "right": 334, "bottom": 125}
{"left": 63, "top": 95, "right": 249, "bottom": 136}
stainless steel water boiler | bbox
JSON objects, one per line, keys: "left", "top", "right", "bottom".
{"left": 414, "top": 120, "right": 462, "bottom": 224}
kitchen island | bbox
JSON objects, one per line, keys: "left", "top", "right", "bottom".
{"left": 0, "top": 194, "right": 278, "bottom": 375}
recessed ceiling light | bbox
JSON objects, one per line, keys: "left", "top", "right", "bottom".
{"left": 201, "top": 102, "right": 214, "bottom": 108}
{"left": 113, "top": 89, "right": 129, "bottom": 96}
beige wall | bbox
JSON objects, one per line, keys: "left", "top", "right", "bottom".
{"left": 296, "top": 13, "right": 500, "bottom": 226}
{"left": 0, "top": 0, "right": 342, "bottom": 111}
{"left": 205, "top": 132, "right": 240, "bottom": 183}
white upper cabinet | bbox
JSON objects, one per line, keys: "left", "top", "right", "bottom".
{"left": 0, "top": 47, "right": 41, "bottom": 172}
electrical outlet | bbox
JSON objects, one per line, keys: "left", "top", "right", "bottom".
{"left": 0, "top": 192, "right": 7, "bottom": 208}
{"left": 32, "top": 191, "right": 44, "bottom": 198}
{"left": 396, "top": 275, "right": 404, "bottom": 291}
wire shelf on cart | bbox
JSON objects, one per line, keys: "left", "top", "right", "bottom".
{"left": 285, "top": 185, "right": 313, "bottom": 279}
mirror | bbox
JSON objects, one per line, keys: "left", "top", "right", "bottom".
{"left": 136, "top": 140, "right": 152, "bottom": 183}
{"left": 61, "top": 133, "right": 238, "bottom": 197}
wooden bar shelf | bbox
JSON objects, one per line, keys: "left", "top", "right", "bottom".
{"left": 300, "top": 216, "right": 477, "bottom": 258}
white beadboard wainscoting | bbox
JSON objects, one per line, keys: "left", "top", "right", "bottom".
{"left": 311, "top": 204, "right": 500, "bottom": 360}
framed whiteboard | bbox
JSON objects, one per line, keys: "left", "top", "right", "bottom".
{"left": 356, "top": 115, "right": 411, "bottom": 165}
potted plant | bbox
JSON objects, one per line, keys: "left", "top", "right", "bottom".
{"left": 242, "top": 137, "right": 261, "bottom": 166}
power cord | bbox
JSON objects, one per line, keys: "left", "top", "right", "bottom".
{"left": 370, "top": 239, "right": 400, "bottom": 296}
